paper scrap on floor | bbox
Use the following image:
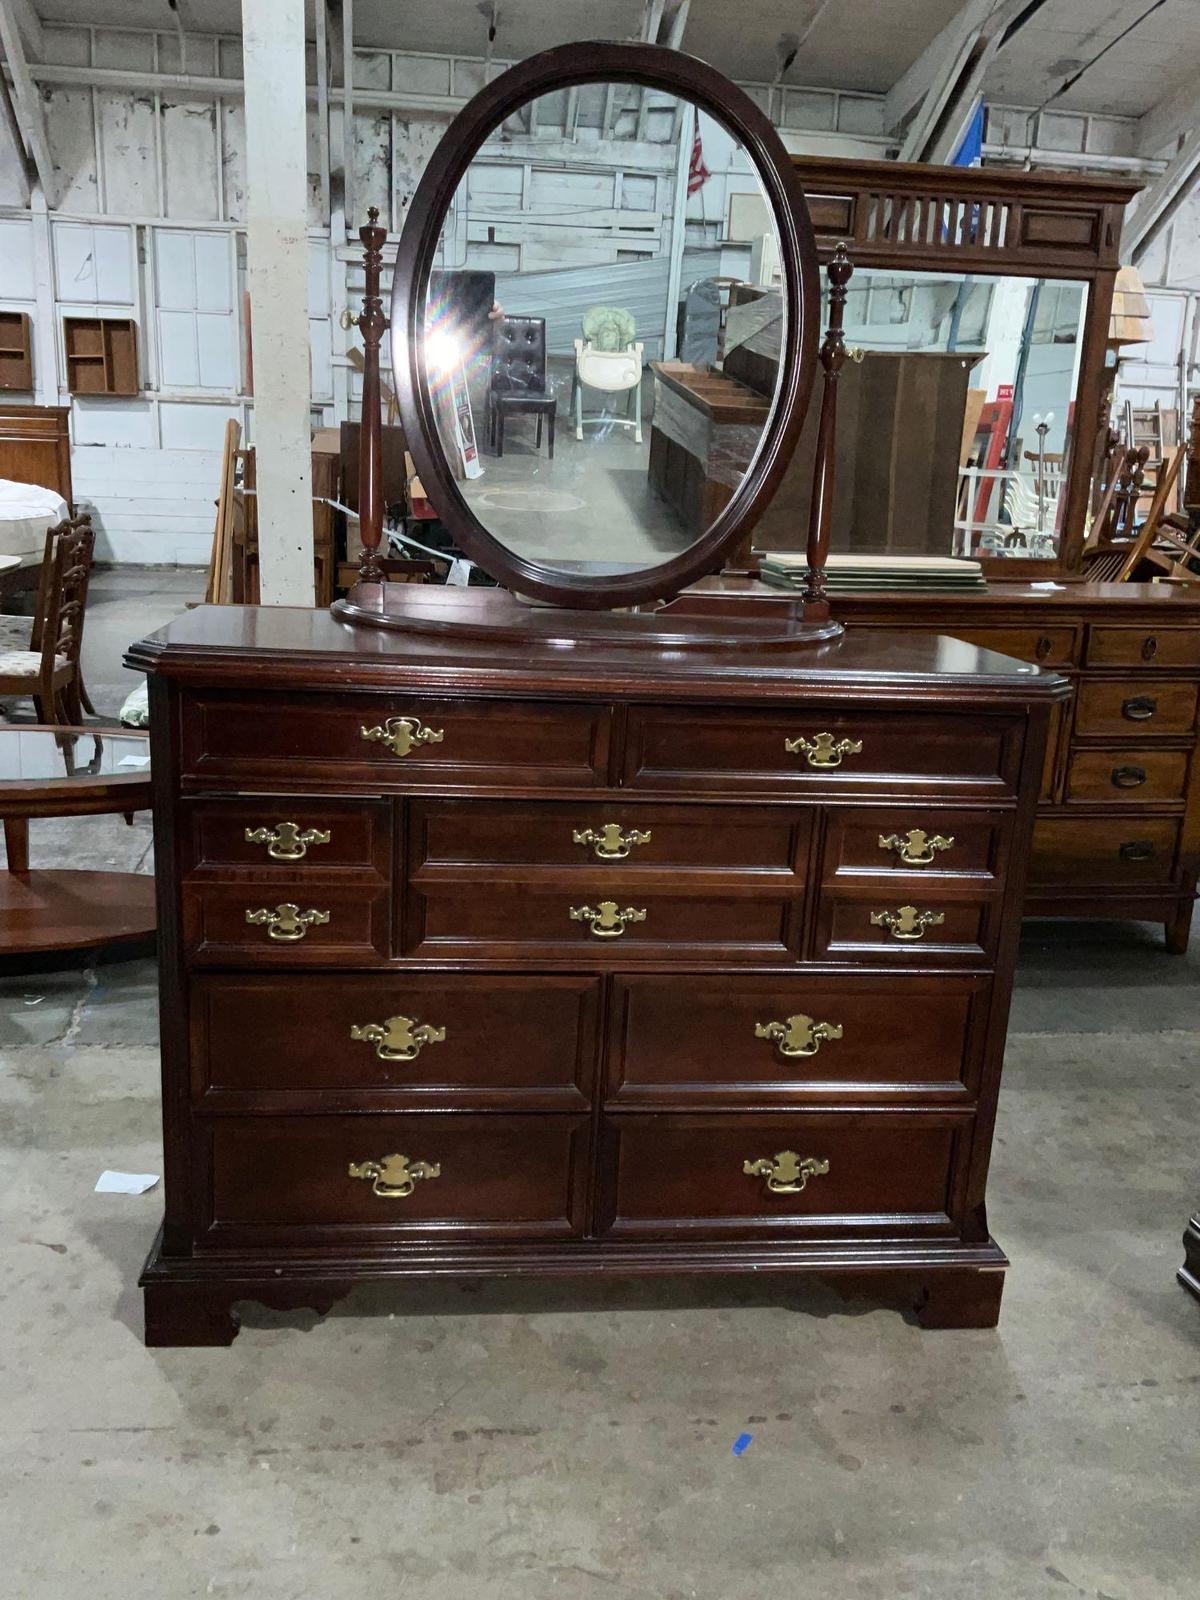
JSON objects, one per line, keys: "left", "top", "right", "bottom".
{"left": 95, "top": 1171, "right": 160, "bottom": 1194}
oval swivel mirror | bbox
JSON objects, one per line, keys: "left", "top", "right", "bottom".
{"left": 338, "top": 41, "right": 829, "bottom": 636}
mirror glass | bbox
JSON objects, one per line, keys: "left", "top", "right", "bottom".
{"left": 754, "top": 266, "right": 1088, "bottom": 563}
{"left": 421, "top": 82, "right": 788, "bottom": 578}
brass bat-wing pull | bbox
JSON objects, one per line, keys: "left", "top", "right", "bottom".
{"left": 784, "top": 731, "right": 863, "bottom": 769}
{"left": 244, "top": 822, "right": 332, "bottom": 861}
{"left": 360, "top": 716, "right": 445, "bottom": 758}
{"left": 572, "top": 823, "right": 652, "bottom": 860}
{"left": 870, "top": 904, "right": 945, "bottom": 941}
{"left": 347, "top": 1153, "right": 441, "bottom": 1199}
{"left": 244, "top": 903, "right": 330, "bottom": 942}
{"left": 754, "top": 1014, "right": 843, "bottom": 1059}
{"left": 743, "top": 1150, "right": 830, "bottom": 1195}
{"left": 878, "top": 828, "right": 954, "bottom": 867}
{"left": 349, "top": 1014, "right": 447, "bottom": 1062}
{"left": 568, "top": 900, "right": 648, "bottom": 938}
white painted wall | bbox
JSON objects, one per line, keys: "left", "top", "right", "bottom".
{"left": 0, "top": 20, "right": 1174, "bottom": 565}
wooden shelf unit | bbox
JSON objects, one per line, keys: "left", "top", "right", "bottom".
{"left": 0, "top": 310, "right": 33, "bottom": 390}
{"left": 63, "top": 316, "right": 139, "bottom": 396}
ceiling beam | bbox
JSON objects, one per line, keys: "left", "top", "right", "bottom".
{"left": 1124, "top": 127, "right": 1200, "bottom": 263}
{"left": 893, "top": 0, "right": 1049, "bottom": 164}
{"left": 883, "top": 0, "right": 998, "bottom": 135}
{"left": 0, "top": 61, "right": 31, "bottom": 203}
{"left": 0, "top": 0, "right": 55, "bottom": 204}
{"left": 7, "top": 0, "right": 41, "bottom": 59}
{"left": 1136, "top": 76, "right": 1200, "bottom": 158}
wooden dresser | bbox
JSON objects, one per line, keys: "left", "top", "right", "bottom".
{"left": 129, "top": 604, "right": 1066, "bottom": 1345}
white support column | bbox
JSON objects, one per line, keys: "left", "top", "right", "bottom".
{"left": 241, "top": 0, "right": 315, "bottom": 606}
{"left": 29, "top": 190, "right": 57, "bottom": 409}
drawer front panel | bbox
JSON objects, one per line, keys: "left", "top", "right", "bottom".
{"left": 1029, "top": 817, "right": 1181, "bottom": 887}
{"left": 951, "top": 626, "right": 1077, "bottom": 667}
{"left": 194, "top": 973, "right": 599, "bottom": 1107}
{"left": 1073, "top": 679, "right": 1197, "bottom": 738}
{"left": 202, "top": 1115, "right": 588, "bottom": 1241}
{"left": 410, "top": 798, "right": 810, "bottom": 879}
{"left": 405, "top": 886, "right": 799, "bottom": 962}
{"left": 182, "top": 692, "right": 611, "bottom": 790}
{"left": 1065, "top": 749, "right": 1188, "bottom": 804}
{"left": 608, "top": 974, "right": 987, "bottom": 1105}
{"left": 815, "top": 893, "right": 993, "bottom": 964}
{"left": 183, "top": 882, "right": 390, "bottom": 965}
{"left": 184, "top": 798, "right": 391, "bottom": 874}
{"left": 1085, "top": 627, "right": 1200, "bottom": 670}
{"left": 822, "top": 808, "right": 1007, "bottom": 885}
{"left": 600, "top": 1113, "right": 962, "bottom": 1236}
{"left": 623, "top": 706, "right": 1022, "bottom": 796}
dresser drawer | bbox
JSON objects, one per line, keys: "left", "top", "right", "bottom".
{"left": 183, "top": 798, "right": 392, "bottom": 875}
{"left": 1084, "top": 627, "right": 1200, "bottom": 670}
{"left": 814, "top": 893, "right": 994, "bottom": 964}
{"left": 1073, "top": 679, "right": 1197, "bottom": 738}
{"left": 951, "top": 626, "right": 1077, "bottom": 667}
{"left": 623, "top": 706, "right": 1023, "bottom": 797}
{"left": 608, "top": 974, "right": 987, "bottom": 1106}
{"left": 1065, "top": 749, "right": 1189, "bottom": 804}
{"left": 181, "top": 691, "right": 611, "bottom": 791}
{"left": 599, "top": 1113, "right": 963, "bottom": 1238}
{"left": 1030, "top": 818, "right": 1181, "bottom": 887}
{"left": 182, "top": 881, "right": 391, "bottom": 965}
{"left": 409, "top": 798, "right": 810, "bottom": 880}
{"left": 822, "top": 808, "right": 1006, "bottom": 885}
{"left": 405, "top": 884, "right": 799, "bottom": 962}
{"left": 200, "top": 1114, "right": 589, "bottom": 1243}
{"left": 193, "top": 973, "right": 599, "bottom": 1108}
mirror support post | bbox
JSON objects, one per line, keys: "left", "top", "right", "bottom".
{"left": 803, "top": 242, "right": 853, "bottom": 619}
{"left": 357, "top": 206, "right": 389, "bottom": 583}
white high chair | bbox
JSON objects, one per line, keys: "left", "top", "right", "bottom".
{"left": 571, "top": 306, "right": 644, "bottom": 443}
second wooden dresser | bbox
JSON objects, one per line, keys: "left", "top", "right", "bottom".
{"left": 130, "top": 606, "right": 1066, "bottom": 1345}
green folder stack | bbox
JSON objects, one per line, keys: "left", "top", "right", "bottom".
{"left": 758, "top": 553, "right": 987, "bottom": 594}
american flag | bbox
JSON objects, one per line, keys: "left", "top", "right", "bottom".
{"left": 687, "top": 123, "right": 710, "bottom": 196}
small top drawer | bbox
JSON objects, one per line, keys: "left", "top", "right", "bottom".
{"left": 1085, "top": 627, "right": 1200, "bottom": 670}
{"left": 623, "top": 706, "right": 1024, "bottom": 797}
{"left": 952, "top": 626, "right": 1077, "bottom": 668}
{"left": 181, "top": 692, "right": 611, "bottom": 791}
{"left": 183, "top": 798, "right": 391, "bottom": 875}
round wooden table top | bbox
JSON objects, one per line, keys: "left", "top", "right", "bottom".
{"left": 1, "top": 723, "right": 155, "bottom": 955}
{"left": 0, "top": 723, "right": 152, "bottom": 818}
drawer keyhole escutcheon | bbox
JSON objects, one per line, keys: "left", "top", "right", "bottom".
{"left": 784, "top": 731, "right": 863, "bottom": 769}
{"left": 244, "top": 903, "right": 330, "bottom": 942}
{"left": 743, "top": 1150, "right": 830, "bottom": 1195}
{"left": 348, "top": 1153, "right": 441, "bottom": 1199}
{"left": 360, "top": 716, "right": 445, "bottom": 758}
{"left": 572, "top": 823, "right": 652, "bottom": 860}
{"left": 870, "top": 904, "right": 945, "bottom": 941}
{"left": 350, "top": 1015, "right": 446, "bottom": 1062}
{"left": 569, "top": 900, "right": 647, "bottom": 938}
{"left": 755, "top": 1014, "right": 843, "bottom": 1058}
{"left": 244, "top": 822, "right": 331, "bottom": 861}
{"left": 1121, "top": 696, "right": 1157, "bottom": 721}
{"left": 878, "top": 828, "right": 954, "bottom": 867}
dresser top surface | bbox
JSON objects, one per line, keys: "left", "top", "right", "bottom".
{"left": 687, "top": 577, "right": 1200, "bottom": 615}
{"left": 129, "top": 603, "right": 1068, "bottom": 707}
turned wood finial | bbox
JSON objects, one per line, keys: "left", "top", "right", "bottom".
{"left": 802, "top": 242, "right": 853, "bottom": 613}
{"left": 356, "top": 207, "right": 390, "bottom": 585}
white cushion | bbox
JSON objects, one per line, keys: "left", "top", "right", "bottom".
{"left": 0, "top": 651, "right": 67, "bottom": 675}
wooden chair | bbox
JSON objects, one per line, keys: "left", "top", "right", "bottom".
{"left": 0, "top": 514, "right": 95, "bottom": 723}
{"left": 1084, "top": 445, "right": 1186, "bottom": 583}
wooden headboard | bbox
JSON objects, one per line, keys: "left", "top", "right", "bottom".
{"left": 0, "top": 405, "right": 73, "bottom": 509}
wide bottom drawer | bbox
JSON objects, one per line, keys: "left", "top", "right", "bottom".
{"left": 599, "top": 1113, "right": 966, "bottom": 1239}
{"left": 199, "top": 1114, "right": 589, "bottom": 1244}
{"left": 1030, "top": 817, "right": 1181, "bottom": 887}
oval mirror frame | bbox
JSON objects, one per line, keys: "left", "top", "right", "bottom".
{"left": 390, "top": 41, "right": 821, "bottom": 610}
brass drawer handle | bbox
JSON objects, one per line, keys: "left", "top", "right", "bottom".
{"left": 360, "top": 715, "right": 444, "bottom": 758}
{"left": 244, "top": 903, "right": 330, "bottom": 942}
{"left": 743, "top": 1150, "right": 830, "bottom": 1195}
{"left": 348, "top": 1153, "right": 441, "bottom": 1199}
{"left": 1142, "top": 635, "right": 1158, "bottom": 661}
{"left": 1121, "top": 696, "right": 1157, "bottom": 721}
{"left": 755, "top": 1014, "right": 843, "bottom": 1058}
{"left": 244, "top": 822, "right": 331, "bottom": 860}
{"left": 569, "top": 900, "right": 647, "bottom": 938}
{"left": 878, "top": 828, "right": 954, "bottom": 867}
{"left": 785, "top": 731, "right": 863, "bottom": 769}
{"left": 870, "top": 904, "right": 945, "bottom": 941}
{"left": 1111, "top": 764, "right": 1147, "bottom": 789}
{"left": 1119, "top": 839, "right": 1156, "bottom": 862}
{"left": 572, "top": 823, "right": 652, "bottom": 860}
{"left": 350, "top": 1014, "right": 446, "bottom": 1061}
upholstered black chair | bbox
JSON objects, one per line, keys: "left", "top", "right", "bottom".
{"left": 488, "top": 315, "right": 556, "bottom": 459}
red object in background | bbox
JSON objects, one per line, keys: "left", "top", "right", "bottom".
{"left": 996, "top": 383, "right": 1014, "bottom": 401}
{"left": 688, "top": 125, "right": 710, "bottom": 195}
{"left": 970, "top": 398, "right": 1014, "bottom": 524}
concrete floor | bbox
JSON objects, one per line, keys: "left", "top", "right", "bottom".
{"left": 1, "top": 571, "right": 1197, "bottom": 1600}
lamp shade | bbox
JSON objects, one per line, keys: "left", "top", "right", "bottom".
{"left": 1110, "top": 265, "right": 1154, "bottom": 345}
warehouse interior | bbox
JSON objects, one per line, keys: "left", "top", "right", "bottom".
{"left": 1, "top": 2, "right": 1198, "bottom": 1597}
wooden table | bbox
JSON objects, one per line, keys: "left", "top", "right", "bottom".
{"left": 0, "top": 724, "right": 156, "bottom": 954}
